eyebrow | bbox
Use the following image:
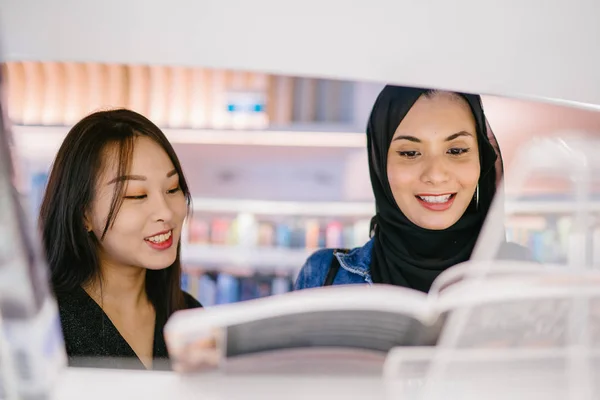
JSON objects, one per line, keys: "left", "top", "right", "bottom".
{"left": 445, "top": 131, "right": 473, "bottom": 141}
{"left": 392, "top": 131, "right": 474, "bottom": 143}
{"left": 107, "top": 169, "right": 178, "bottom": 185}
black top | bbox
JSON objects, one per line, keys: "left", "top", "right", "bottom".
{"left": 55, "top": 286, "right": 202, "bottom": 370}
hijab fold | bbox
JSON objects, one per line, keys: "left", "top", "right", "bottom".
{"left": 368, "top": 86, "right": 503, "bottom": 292}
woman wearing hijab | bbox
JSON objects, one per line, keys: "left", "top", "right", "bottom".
{"left": 295, "top": 85, "right": 530, "bottom": 292}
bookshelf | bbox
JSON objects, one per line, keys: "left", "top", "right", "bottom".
{"left": 181, "top": 198, "right": 600, "bottom": 270}
{"left": 179, "top": 198, "right": 375, "bottom": 305}
{"left": 7, "top": 62, "right": 600, "bottom": 306}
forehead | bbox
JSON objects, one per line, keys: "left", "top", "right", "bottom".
{"left": 129, "top": 136, "right": 174, "bottom": 173}
{"left": 395, "top": 92, "right": 476, "bottom": 137}
{"left": 98, "top": 136, "right": 175, "bottom": 181}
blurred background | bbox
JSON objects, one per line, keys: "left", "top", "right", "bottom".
{"left": 3, "top": 61, "right": 600, "bottom": 306}
{"left": 1, "top": 3, "right": 600, "bottom": 400}
{"left": 2, "top": 0, "right": 600, "bottom": 308}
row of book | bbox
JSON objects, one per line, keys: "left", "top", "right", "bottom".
{"left": 187, "top": 214, "right": 373, "bottom": 250}
{"left": 507, "top": 227, "right": 565, "bottom": 264}
{"left": 179, "top": 217, "right": 590, "bottom": 307}
{"left": 505, "top": 215, "right": 593, "bottom": 264}
{"left": 27, "top": 170, "right": 591, "bottom": 266}
{"left": 180, "top": 271, "right": 294, "bottom": 306}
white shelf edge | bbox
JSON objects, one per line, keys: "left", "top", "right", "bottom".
{"left": 181, "top": 245, "right": 311, "bottom": 272}
{"left": 190, "top": 198, "right": 600, "bottom": 216}
{"left": 190, "top": 198, "right": 375, "bottom": 217}
{"left": 505, "top": 201, "right": 600, "bottom": 214}
{"left": 11, "top": 125, "right": 367, "bottom": 160}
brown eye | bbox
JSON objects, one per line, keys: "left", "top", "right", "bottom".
{"left": 124, "top": 194, "right": 147, "bottom": 200}
{"left": 448, "top": 148, "right": 470, "bottom": 156}
{"left": 397, "top": 151, "right": 420, "bottom": 159}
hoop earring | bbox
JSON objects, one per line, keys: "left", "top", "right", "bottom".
{"left": 476, "top": 184, "right": 480, "bottom": 210}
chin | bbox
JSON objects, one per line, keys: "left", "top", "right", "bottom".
{"left": 143, "top": 254, "right": 178, "bottom": 270}
{"left": 415, "top": 216, "right": 459, "bottom": 231}
{"left": 420, "top": 222, "right": 453, "bottom": 230}
{"left": 144, "top": 263, "right": 174, "bottom": 271}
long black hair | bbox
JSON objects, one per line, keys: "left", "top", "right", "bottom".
{"left": 39, "top": 109, "right": 191, "bottom": 320}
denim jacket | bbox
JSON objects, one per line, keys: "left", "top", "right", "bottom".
{"left": 294, "top": 238, "right": 375, "bottom": 289}
{"left": 293, "top": 237, "right": 533, "bottom": 290}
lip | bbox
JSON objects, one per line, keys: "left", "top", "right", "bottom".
{"left": 144, "top": 229, "right": 174, "bottom": 251}
{"left": 415, "top": 192, "right": 455, "bottom": 197}
{"left": 144, "top": 229, "right": 172, "bottom": 240}
{"left": 415, "top": 193, "right": 456, "bottom": 212}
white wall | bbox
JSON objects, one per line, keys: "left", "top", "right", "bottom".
{"left": 172, "top": 143, "right": 352, "bottom": 202}
{"left": 2, "top": 0, "right": 600, "bottom": 106}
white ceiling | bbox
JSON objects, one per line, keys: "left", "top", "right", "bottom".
{"left": 2, "top": 0, "right": 600, "bottom": 106}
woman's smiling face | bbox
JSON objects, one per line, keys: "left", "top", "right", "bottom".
{"left": 387, "top": 91, "right": 480, "bottom": 230}
{"left": 87, "top": 136, "right": 188, "bottom": 271}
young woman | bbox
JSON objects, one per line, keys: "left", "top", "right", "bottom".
{"left": 39, "top": 109, "right": 201, "bottom": 370}
{"left": 295, "top": 85, "right": 530, "bottom": 292}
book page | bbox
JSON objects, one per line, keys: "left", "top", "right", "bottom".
{"left": 221, "top": 347, "right": 387, "bottom": 375}
{"left": 450, "top": 297, "right": 569, "bottom": 349}
{"left": 225, "top": 309, "right": 439, "bottom": 357}
{"left": 419, "top": 289, "right": 600, "bottom": 400}
{"left": 168, "top": 310, "right": 443, "bottom": 373}
{"left": 165, "top": 285, "right": 434, "bottom": 372}
{"left": 433, "top": 272, "right": 600, "bottom": 349}
{"left": 428, "top": 260, "right": 549, "bottom": 299}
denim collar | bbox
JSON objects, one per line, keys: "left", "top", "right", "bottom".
{"left": 333, "top": 238, "right": 374, "bottom": 284}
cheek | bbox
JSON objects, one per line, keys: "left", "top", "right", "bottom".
{"left": 387, "top": 163, "right": 418, "bottom": 195}
{"left": 456, "top": 160, "right": 481, "bottom": 189}
{"left": 171, "top": 195, "right": 189, "bottom": 223}
{"left": 97, "top": 206, "right": 146, "bottom": 244}
{"left": 110, "top": 206, "right": 144, "bottom": 232}
{"left": 89, "top": 195, "right": 113, "bottom": 234}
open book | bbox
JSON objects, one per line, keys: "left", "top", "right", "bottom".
{"left": 165, "top": 134, "right": 600, "bottom": 382}
{"left": 164, "top": 261, "right": 584, "bottom": 373}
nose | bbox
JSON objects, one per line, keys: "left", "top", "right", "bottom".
{"left": 151, "top": 192, "right": 175, "bottom": 223}
{"left": 421, "top": 154, "right": 450, "bottom": 185}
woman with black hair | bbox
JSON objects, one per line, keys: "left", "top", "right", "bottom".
{"left": 295, "top": 85, "right": 530, "bottom": 292}
{"left": 39, "top": 109, "right": 201, "bottom": 370}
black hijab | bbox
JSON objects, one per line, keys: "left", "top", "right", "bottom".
{"left": 367, "top": 85, "right": 502, "bottom": 292}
